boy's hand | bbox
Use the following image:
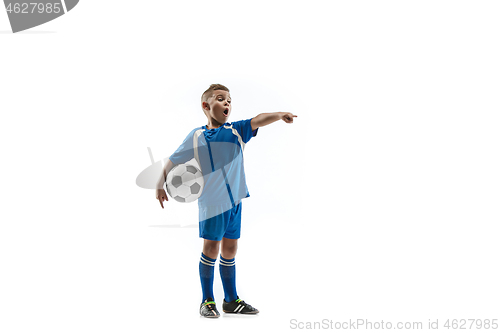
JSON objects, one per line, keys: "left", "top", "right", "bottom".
{"left": 282, "top": 112, "right": 297, "bottom": 124}
{"left": 155, "top": 159, "right": 175, "bottom": 209}
{"left": 251, "top": 112, "right": 298, "bottom": 130}
{"left": 156, "top": 188, "right": 168, "bottom": 209}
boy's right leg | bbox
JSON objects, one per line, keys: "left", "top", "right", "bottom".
{"left": 199, "top": 239, "right": 221, "bottom": 318}
{"left": 198, "top": 207, "right": 228, "bottom": 317}
{"left": 202, "top": 239, "right": 220, "bottom": 260}
{"left": 200, "top": 239, "right": 220, "bottom": 302}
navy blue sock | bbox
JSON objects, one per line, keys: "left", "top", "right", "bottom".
{"left": 199, "top": 253, "right": 216, "bottom": 302}
{"left": 219, "top": 256, "right": 238, "bottom": 302}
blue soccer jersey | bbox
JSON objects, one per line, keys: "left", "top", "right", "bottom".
{"left": 169, "top": 119, "right": 258, "bottom": 219}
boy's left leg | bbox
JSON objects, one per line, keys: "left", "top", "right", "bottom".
{"left": 217, "top": 203, "right": 259, "bottom": 314}
{"left": 221, "top": 237, "right": 238, "bottom": 259}
{"left": 220, "top": 237, "right": 238, "bottom": 302}
{"left": 220, "top": 239, "right": 259, "bottom": 314}
{"left": 219, "top": 203, "right": 241, "bottom": 303}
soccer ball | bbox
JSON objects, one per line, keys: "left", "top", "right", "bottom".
{"left": 165, "top": 164, "right": 204, "bottom": 203}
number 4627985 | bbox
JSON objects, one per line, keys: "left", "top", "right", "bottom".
{"left": 6, "top": 3, "right": 62, "bottom": 14}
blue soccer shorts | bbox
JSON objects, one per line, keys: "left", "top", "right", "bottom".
{"left": 199, "top": 203, "right": 242, "bottom": 241}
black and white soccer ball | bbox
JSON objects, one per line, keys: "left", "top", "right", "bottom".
{"left": 165, "top": 164, "right": 204, "bottom": 203}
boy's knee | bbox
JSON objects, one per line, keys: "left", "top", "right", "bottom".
{"left": 221, "top": 242, "right": 238, "bottom": 259}
{"left": 203, "top": 240, "right": 220, "bottom": 259}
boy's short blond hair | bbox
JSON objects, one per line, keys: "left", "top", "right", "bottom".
{"left": 201, "top": 84, "right": 230, "bottom": 105}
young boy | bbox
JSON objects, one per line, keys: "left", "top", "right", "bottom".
{"left": 155, "top": 84, "right": 296, "bottom": 318}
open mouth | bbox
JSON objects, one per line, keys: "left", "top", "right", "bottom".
{"left": 223, "top": 109, "right": 229, "bottom": 116}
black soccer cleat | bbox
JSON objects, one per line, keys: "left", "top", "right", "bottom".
{"left": 200, "top": 298, "right": 220, "bottom": 318}
{"left": 222, "top": 297, "right": 259, "bottom": 314}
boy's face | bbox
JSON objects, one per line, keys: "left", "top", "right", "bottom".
{"left": 203, "top": 90, "right": 231, "bottom": 125}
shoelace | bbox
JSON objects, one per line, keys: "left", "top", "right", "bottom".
{"left": 203, "top": 301, "right": 217, "bottom": 311}
{"left": 201, "top": 301, "right": 219, "bottom": 317}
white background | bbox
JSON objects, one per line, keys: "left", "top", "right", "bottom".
{"left": 1, "top": 1, "right": 499, "bottom": 332}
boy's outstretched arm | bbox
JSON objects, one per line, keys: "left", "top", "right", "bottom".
{"left": 155, "top": 158, "right": 176, "bottom": 209}
{"left": 251, "top": 112, "right": 297, "bottom": 131}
